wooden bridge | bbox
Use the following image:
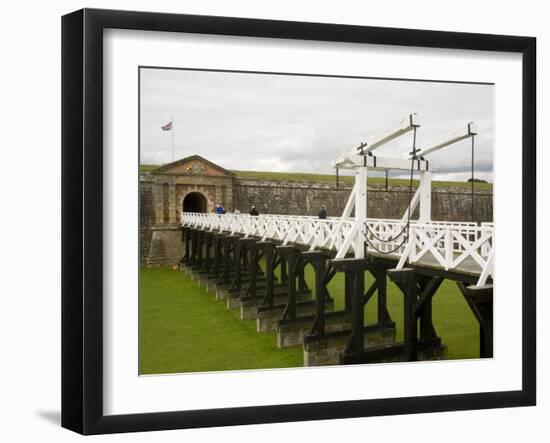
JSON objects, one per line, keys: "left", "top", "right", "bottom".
{"left": 179, "top": 114, "right": 494, "bottom": 366}
{"left": 180, "top": 212, "right": 493, "bottom": 366}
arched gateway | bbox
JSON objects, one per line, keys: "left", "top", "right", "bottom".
{"left": 183, "top": 192, "right": 207, "bottom": 213}
{"left": 140, "top": 155, "right": 235, "bottom": 267}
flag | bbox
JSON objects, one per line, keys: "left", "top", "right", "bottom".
{"left": 161, "top": 121, "right": 172, "bottom": 131}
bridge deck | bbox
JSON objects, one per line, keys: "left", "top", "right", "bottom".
{"left": 182, "top": 212, "right": 493, "bottom": 286}
{"left": 367, "top": 250, "right": 483, "bottom": 279}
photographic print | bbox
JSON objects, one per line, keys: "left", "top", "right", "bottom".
{"left": 138, "top": 67, "right": 494, "bottom": 375}
{"left": 62, "top": 9, "right": 536, "bottom": 433}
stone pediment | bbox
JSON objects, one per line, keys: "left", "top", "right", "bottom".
{"left": 151, "top": 155, "right": 234, "bottom": 177}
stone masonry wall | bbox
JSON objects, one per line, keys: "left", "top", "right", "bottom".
{"left": 233, "top": 178, "right": 492, "bottom": 222}
{"left": 145, "top": 226, "right": 183, "bottom": 267}
{"left": 140, "top": 179, "right": 155, "bottom": 264}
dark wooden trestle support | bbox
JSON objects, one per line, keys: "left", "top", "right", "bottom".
{"left": 219, "top": 235, "right": 237, "bottom": 286}
{"left": 178, "top": 227, "right": 486, "bottom": 367}
{"left": 255, "top": 246, "right": 313, "bottom": 333}
{"left": 189, "top": 228, "right": 199, "bottom": 267}
{"left": 226, "top": 237, "right": 253, "bottom": 308}
{"left": 277, "top": 246, "right": 302, "bottom": 321}
{"left": 208, "top": 233, "right": 226, "bottom": 281}
{"left": 355, "top": 267, "right": 445, "bottom": 364}
{"left": 180, "top": 227, "right": 192, "bottom": 265}
{"left": 218, "top": 234, "right": 240, "bottom": 301}
{"left": 456, "top": 282, "right": 493, "bottom": 358}
{"left": 306, "top": 251, "right": 332, "bottom": 337}
{"left": 240, "top": 240, "right": 285, "bottom": 320}
{"left": 304, "top": 257, "right": 396, "bottom": 366}
{"left": 238, "top": 239, "right": 268, "bottom": 319}
{"left": 259, "top": 241, "right": 276, "bottom": 308}
{"left": 199, "top": 231, "right": 214, "bottom": 276}
{"left": 274, "top": 250, "right": 335, "bottom": 347}
{"left": 386, "top": 269, "right": 443, "bottom": 361}
{"left": 334, "top": 258, "right": 368, "bottom": 359}
{"left": 192, "top": 229, "right": 205, "bottom": 271}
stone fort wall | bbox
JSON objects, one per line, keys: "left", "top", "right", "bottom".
{"left": 140, "top": 175, "right": 492, "bottom": 266}
{"left": 233, "top": 178, "right": 492, "bottom": 222}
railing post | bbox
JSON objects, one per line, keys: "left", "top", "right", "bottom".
{"left": 445, "top": 227, "right": 453, "bottom": 268}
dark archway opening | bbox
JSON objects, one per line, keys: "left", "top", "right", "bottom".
{"left": 183, "top": 192, "right": 207, "bottom": 213}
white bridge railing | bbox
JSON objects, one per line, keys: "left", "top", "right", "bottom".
{"left": 181, "top": 212, "right": 493, "bottom": 287}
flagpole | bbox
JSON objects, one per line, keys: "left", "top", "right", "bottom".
{"left": 171, "top": 115, "right": 174, "bottom": 161}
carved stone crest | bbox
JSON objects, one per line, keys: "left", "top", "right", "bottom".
{"left": 186, "top": 160, "right": 207, "bottom": 174}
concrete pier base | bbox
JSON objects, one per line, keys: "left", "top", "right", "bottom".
{"left": 215, "top": 284, "right": 229, "bottom": 300}
{"left": 240, "top": 290, "right": 312, "bottom": 320}
{"left": 304, "top": 325, "right": 397, "bottom": 366}
{"left": 276, "top": 307, "right": 349, "bottom": 348}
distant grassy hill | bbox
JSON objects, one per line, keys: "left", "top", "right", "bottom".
{"left": 140, "top": 164, "right": 492, "bottom": 190}
{"left": 140, "top": 164, "right": 160, "bottom": 173}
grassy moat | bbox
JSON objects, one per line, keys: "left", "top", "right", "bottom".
{"left": 139, "top": 267, "right": 478, "bottom": 375}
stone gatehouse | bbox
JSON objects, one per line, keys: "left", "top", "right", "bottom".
{"left": 140, "top": 155, "right": 493, "bottom": 266}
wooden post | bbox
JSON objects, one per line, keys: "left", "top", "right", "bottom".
{"left": 220, "top": 236, "right": 232, "bottom": 285}
{"left": 388, "top": 268, "right": 418, "bottom": 361}
{"left": 201, "top": 232, "right": 212, "bottom": 273}
{"left": 376, "top": 266, "right": 391, "bottom": 325}
{"left": 303, "top": 251, "right": 329, "bottom": 337}
{"left": 457, "top": 282, "right": 493, "bottom": 358}
{"left": 182, "top": 228, "right": 191, "bottom": 264}
{"left": 277, "top": 246, "right": 300, "bottom": 321}
{"left": 332, "top": 258, "right": 368, "bottom": 361}
{"left": 247, "top": 241, "right": 258, "bottom": 302}
{"left": 260, "top": 242, "right": 275, "bottom": 308}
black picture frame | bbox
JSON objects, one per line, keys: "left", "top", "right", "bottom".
{"left": 61, "top": 8, "right": 536, "bottom": 435}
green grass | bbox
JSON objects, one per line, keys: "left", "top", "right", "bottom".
{"left": 231, "top": 170, "right": 492, "bottom": 190}
{"left": 139, "top": 267, "right": 478, "bottom": 375}
{"left": 139, "top": 268, "right": 303, "bottom": 374}
{"left": 140, "top": 164, "right": 160, "bottom": 172}
{"left": 140, "top": 164, "right": 492, "bottom": 190}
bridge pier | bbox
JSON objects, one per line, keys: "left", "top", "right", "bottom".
{"left": 350, "top": 267, "right": 445, "bottom": 364}
{"left": 274, "top": 251, "right": 337, "bottom": 348}
{"left": 226, "top": 237, "right": 262, "bottom": 309}
{"left": 216, "top": 234, "right": 240, "bottom": 300}
{"left": 303, "top": 258, "right": 396, "bottom": 366}
{"left": 187, "top": 228, "right": 199, "bottom": 268}
{"left": 256, "top": 246, "right": 313, "bottom": 334}
{"left": 239, "top": 239, "right": 273, "bottom": 319}
{"left": 191, "top": 229, "right": 206, "bottom": 273}
{"left": 274, "top": 246, "right": 325, "bottom": 347}
{"left": 204, "top": 233, "right": 226, "bottom": 291}
{"left": 240, "top": 241, "right": 281, "bottom": 319}
{"left": 200, "top": 231, "right": 214, "bottom": 274}
{"left": 457, "top": 282, "right": 493, "bottom": 358}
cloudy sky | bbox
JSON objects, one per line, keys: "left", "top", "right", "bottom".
{"left": 140, "top": 68, "right": 494, "bottom": 182}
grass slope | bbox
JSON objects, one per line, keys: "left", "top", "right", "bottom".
{"left": 140, "top": 165, "right": 492, "bottom": 190}
{"left": 140, "top": 267, "right": 478, "bottom": 375}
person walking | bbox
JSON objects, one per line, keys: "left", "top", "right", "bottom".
{"left": 249, "top": 205, "right": 259, "bottom": 216}
{"left": 318, "top": 205, "right": 327, "bottom": 219}
{"left": 215, "top": 203, "right": 225, "bottom": 214}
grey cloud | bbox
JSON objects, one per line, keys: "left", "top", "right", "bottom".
{"left": 140, "top": 68, "right": 494, "bottom": 182}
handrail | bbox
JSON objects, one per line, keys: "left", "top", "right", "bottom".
{"left": 181, "top": 211, "right": 493, "bottom": 287}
